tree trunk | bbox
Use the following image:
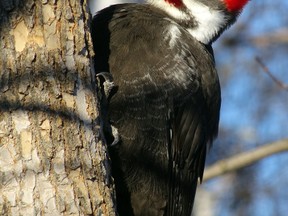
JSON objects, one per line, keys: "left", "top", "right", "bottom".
{"left": 0, "top": 0, "right": 115, "bottom": 215}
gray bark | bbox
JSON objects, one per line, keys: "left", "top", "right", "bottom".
{"left": 0, "top": 0, "right": 115, "bottom": 215}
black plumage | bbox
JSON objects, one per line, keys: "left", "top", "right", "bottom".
{"left": 92, "top": 4, "right": 221, "bottom": 216}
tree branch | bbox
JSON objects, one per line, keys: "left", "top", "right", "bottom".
{"left": 255, "top": 57, "right": 288, "bottom": 91}
{"left": 251, "top": 28, "right": 288, "bottom": 46}
{"left": 203, "top": 139, "right": 288, "bottom": 181}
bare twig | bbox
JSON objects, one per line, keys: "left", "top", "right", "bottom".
{"left": 251, "top": 28, "right": 288, "bottom": 47}
{"left": 255, "top": 56, "right": 288, "bottom": 91}
{"left": 203, "top": 139, "right": 288, "bottom": 181}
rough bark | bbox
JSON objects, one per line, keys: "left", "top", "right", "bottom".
{"left": 0, "top": 0, "right": 115, "bottom": 215}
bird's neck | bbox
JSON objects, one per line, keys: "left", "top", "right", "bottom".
{"left": 147, "top": 0, "right": 228, "bottom": 44}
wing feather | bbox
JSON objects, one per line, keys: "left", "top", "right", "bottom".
{"left": 92, "top": 4, "right": 220, "bottom": 215}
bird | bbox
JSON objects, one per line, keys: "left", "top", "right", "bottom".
{"left": 91, "top": 0, "right": 249, "bottom": 215}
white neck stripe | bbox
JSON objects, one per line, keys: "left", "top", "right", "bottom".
{"left": 183, "top": 0, "right": 227, "bottom": 44}
{"left": 147, "top": 0, "right": 227, "bottom": 44}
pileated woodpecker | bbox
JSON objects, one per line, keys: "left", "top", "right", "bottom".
{"left": 92, "top": 0, "right": 249, "bottom": 215}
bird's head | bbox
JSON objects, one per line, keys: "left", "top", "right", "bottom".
{"left": 148, "top": 0, "right": 250, "bottom": 44}
{"left": 152, "top": 0, "right": 249, "bottom": 12}
{"left": 221, "top": 0, "right": 249, "bottom": 13}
